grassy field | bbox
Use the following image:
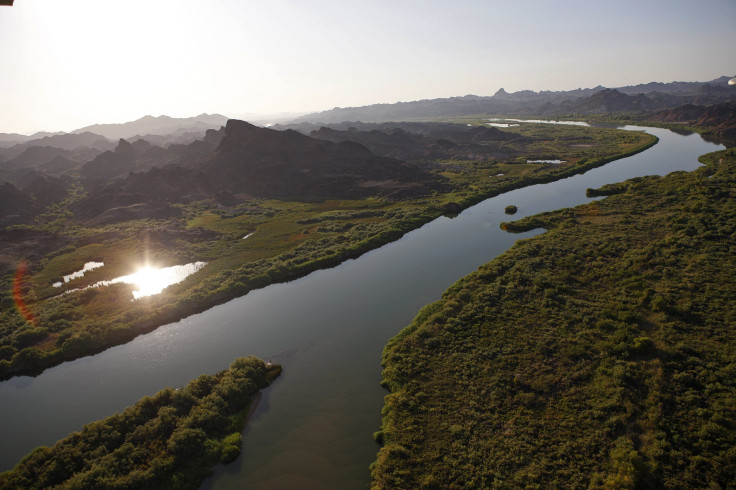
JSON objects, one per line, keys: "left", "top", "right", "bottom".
{"left": 0, "top": 123, "right": 655, "bottom": 378}
{"left": 372, "top": 147, "right": 736, "bottom": 488}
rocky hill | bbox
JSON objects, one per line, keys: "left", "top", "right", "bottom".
{"left": 307, "top": 122, "right": 521, "bottom": 162}
{"left": 0, "top": 182, "right": 38, "bottom": 226}
{"left": 645, "top": 102, "right": 736, "bottom": 135}
{"left": 80, "top": 128, "right": 225, "bottom": 184}
{"left": 72, "top": 120, "right": 445, "bottom": 224}
{"left": 0, "top": 132, "right": 112, "bottom": 161}
{"left": 564, "top": 89, "right": 657, "bottom": 113}
{"left": 199, "top": 119, "right": 444, "bottom": 200}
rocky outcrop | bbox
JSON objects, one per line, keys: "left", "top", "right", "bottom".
{"left": 646, "top": 103, "right": 736, "bottom": 135}
{"left": 572, "top": 89, "right": 656, "bottom": 113}
{"left": 80, "top": 129, "right": 224, "bottom": 184}
{"left": 72, "top": 119, "right": 445, "bottom": 223}
{"left": 201, "top": 119, "right": 444, "bottom": 200}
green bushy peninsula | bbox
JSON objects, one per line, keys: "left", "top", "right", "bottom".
{"left": 0, "top": 357, "right": 280, "bottom": 489}
{"left": 373, "top": 147, "right": 736, "bottom": 488}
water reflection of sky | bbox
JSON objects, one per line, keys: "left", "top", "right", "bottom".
{"left": 52, "top": 261, "right": 104, "bottom": 287}
{"left": 487, "top": 122, "right": 520, "bottom": 127}
{"left": 487, "top": 117, "right": 590, "bottom": 126}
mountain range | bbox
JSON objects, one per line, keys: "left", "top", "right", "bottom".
{"left": 0, "top": 114, "right": 229, "bottom": 187}
{"left": 71, "top": 113, "right": 230, "bottom": 140}
{"left": 2, "top": 77, "right": 735, "bottom": 227}
{"left": 71, "top": 119, "right": 446, "bottom": 225}
{"left": 294, "top": 76, "right": 735, "bottom": 123}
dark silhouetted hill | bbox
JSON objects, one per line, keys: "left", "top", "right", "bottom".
{"left": 200, "top": 119, "right": 444, "bottom": 200}
{"left": 571, "top": 89, "right": 657, "bottom": 113}
{"left": 19, "top": 172, "right": 71, "bottom": 208}
{"left": 73, "top": 120, "right": 445, "bottom": 223}
{"left": 80, "top": 128, "right": 225, "bottom": 184}
{"left": 307, "top": 122, "right": 522, "bottom": 162}
{"left": 0, "top": 182, "right": 40, "bottom": 226}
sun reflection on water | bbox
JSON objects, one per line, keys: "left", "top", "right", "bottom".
{"left": 59, "top": 262, "right": 207, "bottom": 300}
{"left": 127, "top": 264, "right": 201, "bottom": 299}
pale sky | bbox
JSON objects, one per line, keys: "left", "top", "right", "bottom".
{"left": 1, "top": 0, "right": 734, "bottom": 134}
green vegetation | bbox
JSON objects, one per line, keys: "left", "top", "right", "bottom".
{"left": 0, "top": 124, "right": 655, "bottom": 379}
{"left": 0, "top": 356, "right": 281, "bottom": 489}
{"left": 372, "top": 147, "right": 736, "bottom": 488}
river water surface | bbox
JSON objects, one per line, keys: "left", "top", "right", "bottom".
{"left": 0, "top": 126, "right": 724, "bottom": 488}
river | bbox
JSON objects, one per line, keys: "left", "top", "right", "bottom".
{"left": 0, "top": 126, "right": 725, "bottom": 488}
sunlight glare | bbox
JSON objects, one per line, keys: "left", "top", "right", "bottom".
{"left": 131, "top": 266, "right": 168, "bottom": 299}
{"left": 58, "top": 261, "right": 207, "bottom": 300}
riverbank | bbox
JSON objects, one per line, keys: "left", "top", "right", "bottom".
{"left": 0, "top": 124, "right": 721, "bottom": 483}
{"left": 0, "top": 357, "right": 281, "bottom": 489}
{"left": 373, "top": 146, "right": 736, "bottom": 487}
{"left": 0, "top": 124, "right": 656, "bottom": 379}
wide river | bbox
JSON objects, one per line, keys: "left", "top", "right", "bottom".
{"left": 0, "top": 126, "right": 725, "bottom": 488}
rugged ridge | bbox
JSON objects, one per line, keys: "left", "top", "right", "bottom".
{"left": 293, "top": 77, "right": 735, "bottom": 123}
{"left": 199, "top": 119, "right": 444, "bottom": 200}
{"left": 72, "top": 113, "right": 229, "bottom": 140}
{"left": 71, "top": 120, "right": 445, "bottom": 224}
{"left": 645, "top": 102, "right": 736, "bottom": 135}
{"left": 308, "top": 123, "right": 521, "bottom": 163}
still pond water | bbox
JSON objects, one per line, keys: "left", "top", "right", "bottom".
{"left": 0, "top": 125, "right": 725, "bottom": 488}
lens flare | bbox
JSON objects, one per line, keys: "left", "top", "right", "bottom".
{"left": 13, "top": 260, "right": 36, "bottom": 326}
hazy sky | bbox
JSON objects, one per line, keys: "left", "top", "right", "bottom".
{"left": 1, "top": 0, "right": 734, "bottom": 134}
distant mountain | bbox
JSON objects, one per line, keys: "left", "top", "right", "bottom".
{"left": 564, "top": 89, "right": 658, "bottom": 113}
{"left": 2, "top": 146, "right": 74, "bottom": 171}
{"left": 80, "top": 128, "right": 224, "bottom": 184}
{"left": 127, "top": 129, "right": 219, "bottom": 148}
{"left": 305, "top": 121, "right": 522, "bottom": 163}
{"left": 645, "top": 102, "right": 736, "bottom": 135}
{"left": 72, "top": 113, "right": 229, "bottom": 140}
{"left": 0, "top": 132, "right": 112, "bottom": 161}
{"left": 293, "top": 77, "right": 735, "bottom": 124}
{"left": 615, "top": 76, "right": 732, "bottom": 95}
{"left": 0, "top": 131, "right": 65, "bottom": 148}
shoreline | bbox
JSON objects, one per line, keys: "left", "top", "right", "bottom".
{"left": 0, "top": 128, "right": 658, "bottom": 380}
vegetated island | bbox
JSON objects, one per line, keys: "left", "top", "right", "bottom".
{"left": 0, "top": 119, "right": 656, "bottom": 379}
{"left": 372, "top": 146, "right": 736, "bottom": 488}
{"left": 0, "top": 356, "right": 281, "bottom": 489}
